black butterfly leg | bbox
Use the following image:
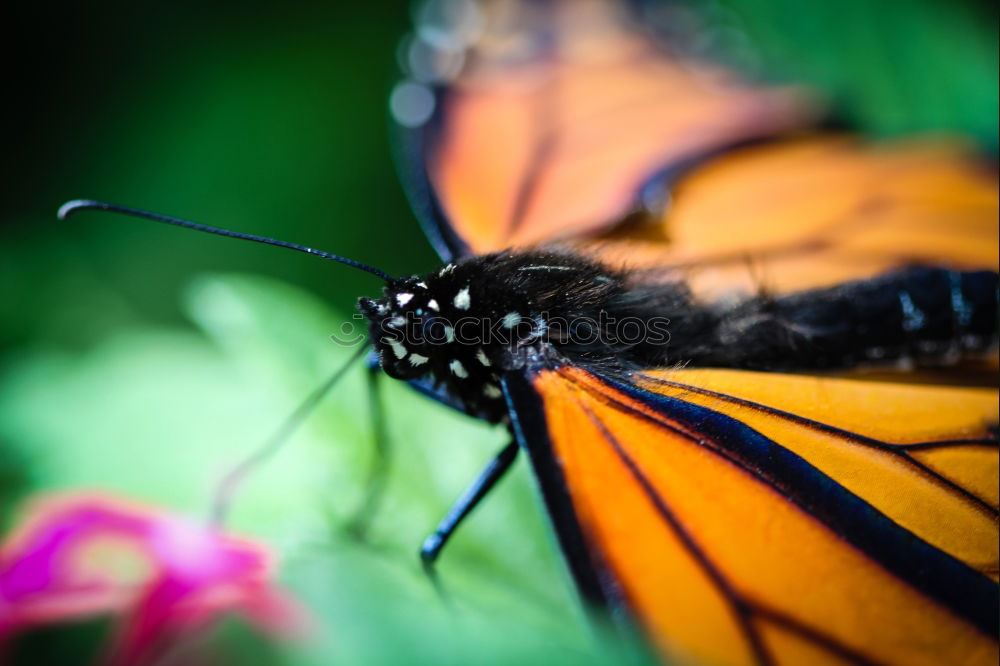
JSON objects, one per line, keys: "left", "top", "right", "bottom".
{"left": 345, "top": 361, "right": 390, "bottom": 539}
{"left": 421, "top": 440, "right": 520, "bottom": 569}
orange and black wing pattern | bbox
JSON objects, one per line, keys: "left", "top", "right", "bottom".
{"left": 590, "top": 136, "right": 1000, "bottom": 297}
{"left": 394, "top": 0, "right": 814, "bottom": 262}
{"left": 393, "top": 0, "right": 1000, "bottom": 664}
{"left": 504, "top": 367, "right": 998, "bottom": 665}
{"left": 396, "top": 0, "right": 996, "bottom": 295}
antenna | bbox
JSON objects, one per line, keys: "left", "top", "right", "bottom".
{"left": 209, "top": 344, "right": 369, "bottom": 528}
{"left": 58, "top": 199, "right": 393, "bottom": 281}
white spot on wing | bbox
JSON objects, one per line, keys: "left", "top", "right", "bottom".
{"left": 449, "top": 359, "right": 468, "bottom": 378}
{"left": 427, "top": 299, "right": 440, "bottom": 311}
{"left": 416, "top": 281, "right": 428, "bottom": 288}
{"left": 453, "top": 286, "right": 471, "bottom": 310}
{"left": 483, "top": 383, "right": 502, "bottom": 398}
{"left": 388, "top": 316, "right": 406, "bottom": 327}
{"left": 503, "top": 312, "right": 522, "bottom": 328}
{"left": 396, "top": 293, "right": 414, "bottom": 306}
{"left": 443, "top": 325, "right": 455, "bottom": 342}
{"left": 475, "top": 348, "right": 491, "bottom": 366}
{"left": 409, "top": 353, "right": 429, "bottom": 366}
{"left": 387, "top": 339, "right": 408, "bottom": 359}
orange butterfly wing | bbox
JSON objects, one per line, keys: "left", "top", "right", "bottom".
{"left": 403, "top": 0, "right": 814, "bottom": 258}
{"left": 589, "top": 136, "right": 999, "bottom": 296}
{"left": 504, "top": 367, "right": 998, "bottom": 666}
{"left": 403, "top": 1, "right": 997, "bottom": 298}
{"left": 396, "top": 1, "right": 999, "bottom": 663}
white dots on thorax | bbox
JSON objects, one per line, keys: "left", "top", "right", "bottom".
{"left": 475, "top": 348, "right": 491, "bottom": 366}
{"left": 453, "top": 286, "right": 471, "bottom": 310}
{"left": 449, "top": 359, "right": 468, "bottom": 378}
{"left": 396, "top": 293, "right": 414, "bottom": 306}
{"left": 386, "top": 339, "right": 408, "bottom": 360}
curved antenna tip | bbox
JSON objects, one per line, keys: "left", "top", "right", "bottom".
{"left": 53, "top": 198, "right": 393, "bottom": 281}
{"left": 58, "top": 199, "right": 103, "bottom": 221}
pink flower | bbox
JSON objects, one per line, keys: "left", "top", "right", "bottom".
{"left": 0, "top": 491, "right": 305, "bottom": 665}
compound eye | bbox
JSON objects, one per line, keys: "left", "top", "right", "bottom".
{"left": 379, "top": 358, "right": 410, "bottom": 380}
{"left": 377, "top": 337, "right": 425, "bottom": 380}
{"left": 358, "top": 297, "right": 381, "bottom": 318}
{"left": 379, "top": 332, "right": 409, "bottom": 358}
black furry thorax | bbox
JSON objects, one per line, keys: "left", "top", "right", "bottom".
{"left": 359, "top": 248, "right": 999, "bottom": 423}
{"left": 358, "top": 249, "right": 669, "bottom": 422}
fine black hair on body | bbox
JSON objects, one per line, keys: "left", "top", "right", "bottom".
{"left": 360, "top": 248, "right": 999, "bottom": 423}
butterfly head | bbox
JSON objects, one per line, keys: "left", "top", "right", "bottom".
{"left": 358, "top": 250, "right": 673, "bottom": 421}
{"left": 358, "top": 260, "right": 522, "bottom": 420}
{"left": 358, "top": 275, "right": 448, "bottom": 381}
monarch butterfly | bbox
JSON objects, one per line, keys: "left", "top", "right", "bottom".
{"left": 59, "top": 0, "right": 998, "bottom": 664}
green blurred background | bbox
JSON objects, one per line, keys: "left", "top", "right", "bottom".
{"left": 1, "top": 1, "right": 996, "bottom": 664}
